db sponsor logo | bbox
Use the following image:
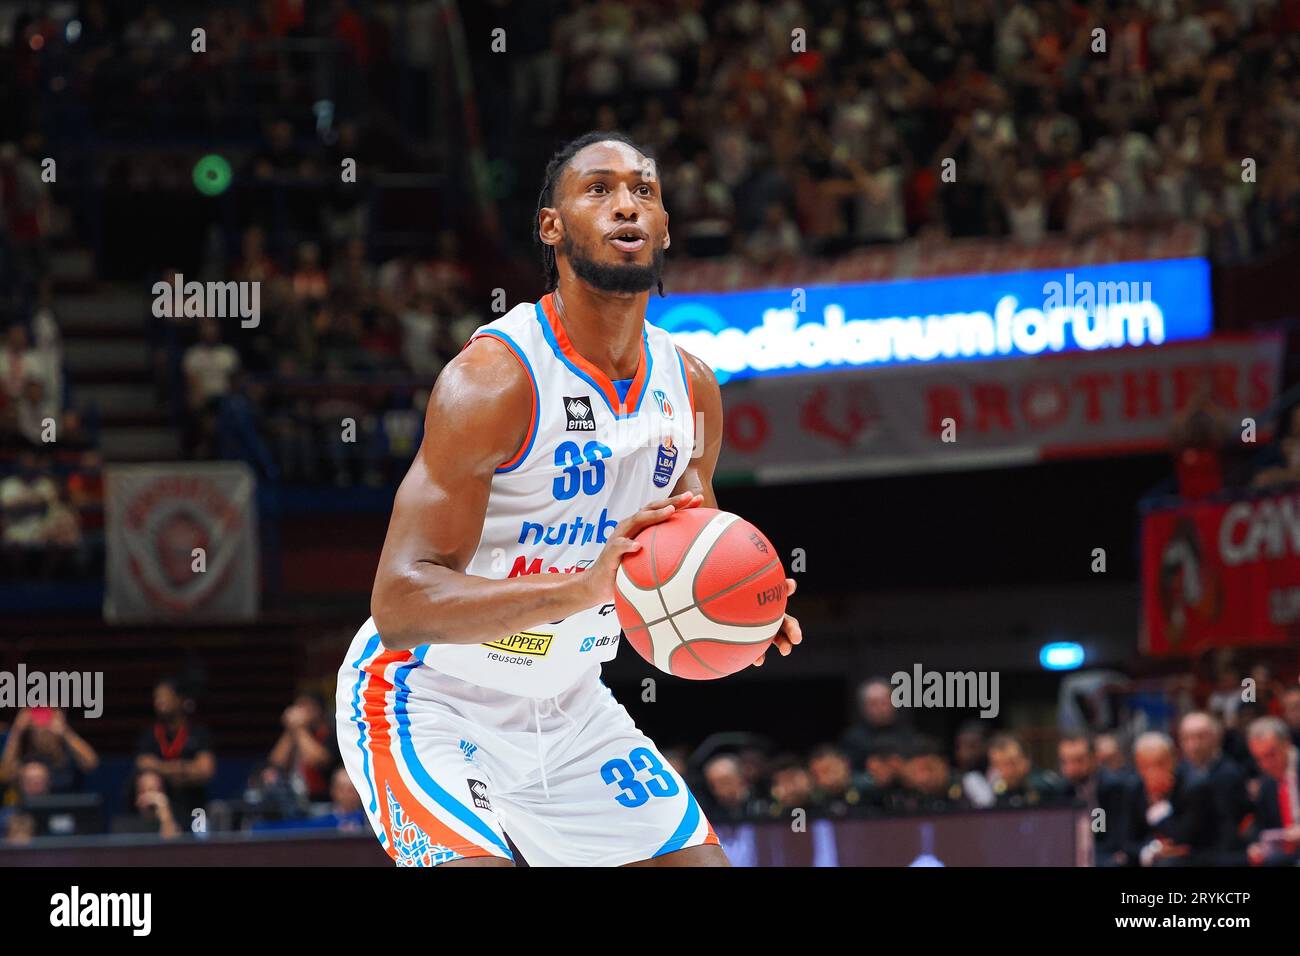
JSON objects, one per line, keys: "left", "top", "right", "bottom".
{"left": 579, "top": 635, "right": 619, "bottom": 652}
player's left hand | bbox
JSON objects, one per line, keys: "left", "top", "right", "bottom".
{"left": 752, "top": 578, "right": 800, "bottom": 667}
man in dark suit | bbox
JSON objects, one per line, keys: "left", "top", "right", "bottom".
{"left": 839, "top": 677, "right": 914, "bottom": 774}
{"left": 1058, "top": 732, "right": 1139, "bottom": 866}
{"left": 853, "top": 735, "right": 909, "bottom": 814}
{"left": 897, "top": 735, "right": 969, "bottom": 814}
{"left": 1128, "top": 731, "right": 1218, "bottom": 867}
{"left": 1178, "top": 711, "right": 1251, "bottom": 865}
{"left": 1245, "top": 717, "right": 1300, "bottom": 866}
{"left": 989, "top": 733, "right": 1067, "bottom": 809}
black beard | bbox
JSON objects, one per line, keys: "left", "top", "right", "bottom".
{"left": 563, "top": 235, "right": 664, "bottom": 294}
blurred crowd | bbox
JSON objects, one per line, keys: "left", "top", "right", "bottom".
{"left": 0, "top": 132, "right": 97, "bottom": 576}
{"left": 3, "top": 660, "right": 1298, "bottom": 868}
{"left": 0, "top": 677, "right": 365, "bottom": 843}
{"left": 0, "top": 298, "right": 101, "bottom": 579}
{"left": 155, "top": 224, "right": 475, "bottom": 486}
{"left": 134, "top": 0, "right": 1300, "bottom": 506}
{"left": 679, "top": 665, "right": 1300, "bottom": 866}
{"left": 3, "top": 1, "right": 1300, "bottom": 866}
{"left": 2, "top": 0, "right": 1298, "bottom": 504}
{"left": 472, "top": 0, "right": 1300, "bottom": 264}
{"left": 1165, "top": 387, "right": 1300, "bottom": 500}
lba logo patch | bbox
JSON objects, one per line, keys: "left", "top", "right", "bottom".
{"left": 467, "top": 779, "right": 492, "bottom": 810}
{"left": 652, "top": 389, "right": 674, "bottom": 419}
{"left": 652, "top": 437, "right": 678, "bottom": 487}
{"left": 565, "top": 396, "right": 595, "bottom": 430}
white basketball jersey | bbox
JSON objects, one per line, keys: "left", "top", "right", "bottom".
{"left": 406, "top": 292, "right": 696, "bottom": 697}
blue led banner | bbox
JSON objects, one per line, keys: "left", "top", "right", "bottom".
{"left": 650, "top": 258, "right": 1212, "bottom": 383}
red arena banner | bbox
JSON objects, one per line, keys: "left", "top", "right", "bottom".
{"left": 718, "top": 334, "right": 1282, "bottom": 483}
{"left": 104, "top": 463, "right": 259, "bottom": 623}
{"left": 1141, "top": 490, "right": 1300, "bottom": 656}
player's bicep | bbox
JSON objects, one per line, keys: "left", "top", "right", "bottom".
{"left": 382, "top": 439, "right": 491, "bottom": 574}
{"left": 376, "top": 340, "right": 530, "bottom": 577}
{"left": 672, "top": 348, "right": 723, "bottom": 508}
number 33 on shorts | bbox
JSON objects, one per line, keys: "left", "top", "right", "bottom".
{"left": 600, "top": 747, "right": 680, "bottom": 808}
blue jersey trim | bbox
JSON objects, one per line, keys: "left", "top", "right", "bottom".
{"left": 348, "top": 633, "right": 385, "bottom": 826}
{"left": 391, "top": 662, "right": 513, "bottom": 856}
{"left": 653, "top": 786, "right": 704, "bottom": 857}
{"left": 533, "top": 301, "right": 653, "bottom": 419}
{"left": 473, "top": 329, "right": 540, "bottom": 473}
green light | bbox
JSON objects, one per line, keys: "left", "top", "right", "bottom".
{"left": 193, "top": 154, "right": 232, "bottom": 196}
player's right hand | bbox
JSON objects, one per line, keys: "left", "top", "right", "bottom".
{"left": 580, "top": 491, "right": 702, "bottom": 604}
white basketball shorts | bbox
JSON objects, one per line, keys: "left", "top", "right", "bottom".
{"left": 335, "top": 627, "right": 720, "bottom": 867}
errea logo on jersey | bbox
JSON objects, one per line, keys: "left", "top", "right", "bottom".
{"left": 565, "top": 396, "right": 596, "bottom": 430}
{"left": 652, "top": 389, "right": 674, "bottom": 419}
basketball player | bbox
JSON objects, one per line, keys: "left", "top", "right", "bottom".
{"left": 336, "top": 132, "right": 801, "bottom": 867}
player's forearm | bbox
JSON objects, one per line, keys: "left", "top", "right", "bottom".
{"left": 372, "top": 563, "right": 597, "bottom": 650}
